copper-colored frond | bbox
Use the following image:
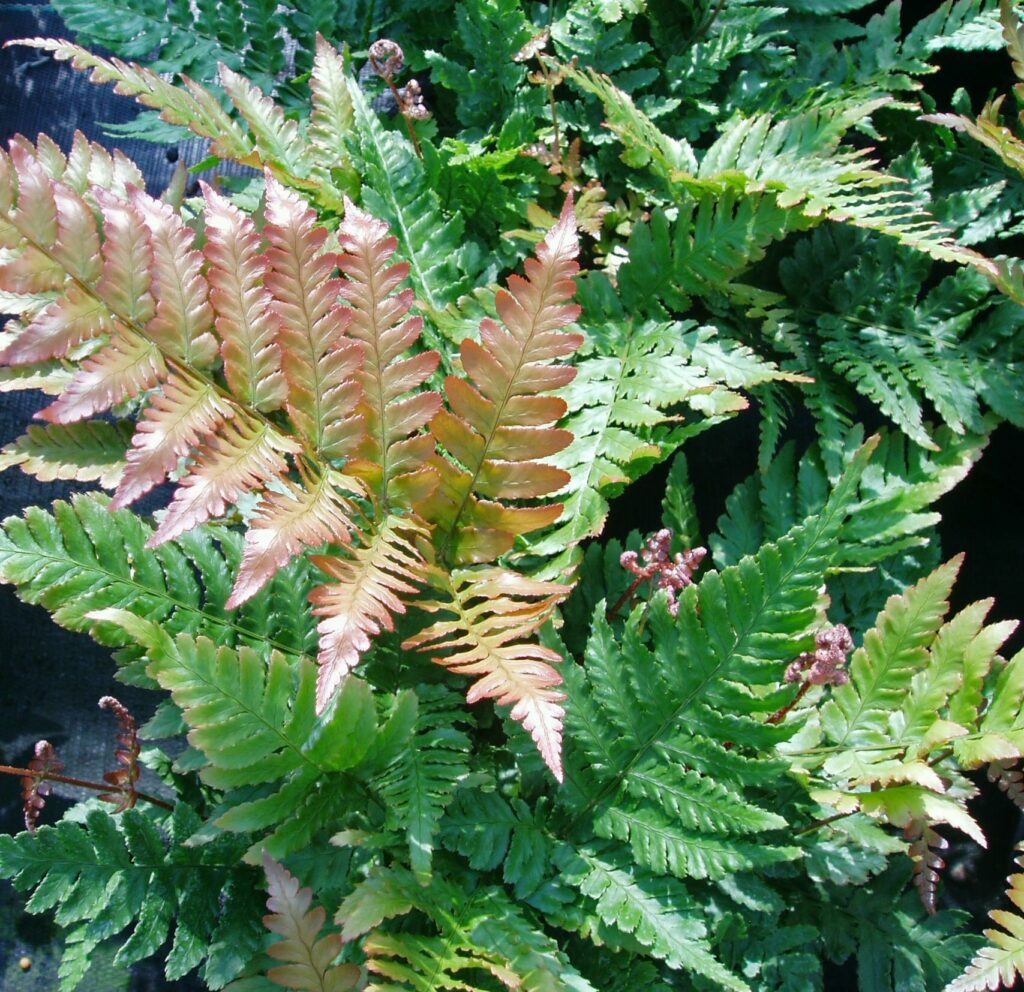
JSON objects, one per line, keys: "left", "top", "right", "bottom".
{"left": 263, "top": 175, "right": 366, "bottom": 458}
{"left": 404, "top": 566, "right": 570, "bottom": 781}
{"left": 423, "top": 197, "right": 582, "bottom": 565}
{"left": 310, "top": 514, "right": 429, "bottom": 712}
{"left": 336, "top": 197, "right": 441, "bottom": 502}
{"left": 147, "top": 417, "right": 299, "bottom": 547}
{"left": 228, "top": 469, "right": 364, "bottom": 609}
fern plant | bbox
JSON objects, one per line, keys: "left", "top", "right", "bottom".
{"left": 1, "top": 4, "right": 1023, "bottom": 991}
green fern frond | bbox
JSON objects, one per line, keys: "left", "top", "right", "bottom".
{"left": 0, "top": 420, "right": 133, "bottom": 488}
{"left": 90, "top": 610, "right": 412, "bottom": 863}
{"left": 0, "top": 804, "right": 259, "bottom": 990}
{"left": 778, "top": 227, "right": 1024, "bottom": 448}
{"left": 554, "top": 842, "right": 751, "bottom": 991}
{"left": 530, "top": 263, "right": 795, "bottom": 555}
{"left": 441, "top": 786, "right": 550, "bottom": 898}
{"left": 376, "top": 685, "right": 471, "bottom": 883}
{"left": 559, "top": 439, "right": 876, "bottom": 890}
{"left": 346, "top": 77, "right": 469, "bottom": 328}
{"left": 0, "top": 494, "right": 318, "bottom": 677}
{"left": 712, "top": 425, "right": 991, "bottom": 570}
{"left": 337, "top": 866, "right": 598, "bottom": 991}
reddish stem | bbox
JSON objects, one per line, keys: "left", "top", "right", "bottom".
{"left": 0, "top": 763, "right": 173, "bottom": 812}
{"left": 371, "top": 56, "right": 423, "bottom": 159}
{"left": 607, "top": 575, "right": 646, "bottom": 621}
{"left": 767, "top": 681, "right": 811, "bottom": 725}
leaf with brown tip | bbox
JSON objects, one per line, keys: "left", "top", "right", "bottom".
{"left": 404, "top": 566, "right": 569, "bottom": 781}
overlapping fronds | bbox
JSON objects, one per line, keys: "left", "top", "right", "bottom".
{"left": 335, "top": 197, "right": 442, "bottom": 504}
{"left": 534, "top": 286, "right": 798, "bottom": 555}
{"left": 376, "top": 685, "right": 471, "bottom": 883}
{"left": 565, "top": 61, "right": 1002, "bottom": 282}
{"left": 712, "top": 425, "right": 991, "bottom": 569}
{"left": 553, "top": 843, "right": 752, "bottom": 991}
{"left": 261, "top": 853, "right": 362, "bottom": 992}
{"left": 803, "top": 558, "right": 1019, "bottom": 847}
{"left": 423, "top": 196, "right": 582, "bottom": 565}
{"left": 91, "top": 609, "right": 413, "bottom": 862}
{"left": 0, "top": 494, "right": 318, "bottom": 668}
{"left": 0, "top": 804, "right": 258, "bottom": 990}
{"left": 336, "top": 867, "right": 598, "bottom": 992}
{"left": 559, "top": 440, "right": 876, "bottom": 883}
{"left": 778, "top": 228, "right": 1024, "bottom": 449}
{"left": 310, "top": 516, "right": 429, "bottom": 712}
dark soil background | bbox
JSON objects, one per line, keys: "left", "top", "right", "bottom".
{"left": 0, "top": 0, "right": 1022, "bottom": 988}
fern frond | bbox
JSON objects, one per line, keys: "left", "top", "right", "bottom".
{"left": 404, "top": 566, "right": 570, "bottom": 781}
{"left": 149, "top": 416, "right": 299, "bottom": 547}
{"left": 13, "top": 39, "right": 252, "bottom": 163}
{"left": 228, "top": 468, "right": 362, "bottom": 609}
{"left": 337, "top": 867, "right": 598, "bottom": 992}
{"left": 423, "top": 197, "right": 582, "bottom": 565}
{"left": 821, "top": 556, "right": 965, "bottom": 749}
{"left": 219, "top": 66, "right": 312, "bottom": 180}
{"left": 0, "top": 805, "right": 258, "bottom": 989}
{"left": 347, "top": 77, "right": 469, "bottom": 323}
{"left": 308, "top": 36, "right": 357, "bottom": 207}
{"left": 803, "top": 558, "right": 1019, "bottom": 847}
{"left": 0, "top": 420, "right": 132, "bottom": 488}
{"left": 559, "top": 440, "right": 876, "bottom": 877}
{"left": 92, "top": 609, "right": 401, "bottom": 860}
{"left": 956, "top": 648, "right": 1024, "bottom": 767}
{"left": 554, "top": 843, "right": 751, "bottom": 991}
{"left": 263, "top": 175, "right": 365, "bottom": 460}
{"left": 310, "top": 515, "right": 429, "bottom": 712}
{"left": 202, "top": 183, "right": 287, "bottom": 413}
{"left": 112, "top": 375, "right": 233, "bottom": 509}
{"left": 945, "top": 845, "right": 1024, "bottom": 992}
{"left": 440, "top": 787, "right": 549, "bottom": 898}
{"left": 335, "top": 197, "right": 442, "bottom": 505}
{"left": 37, "top": 328, "right": 165, "bottom": 425}
{"left": 48, "top": 0, "right": 231, "bottom": 80}
{"left": 261, "top": 853, "right": 361, "bottom": 992}
{"left": 0, "top": 494, "right": 317, "bottom": 664}
{"left": 0, "top": 284, "right": 115, "bottom": 365}
{"left": 377, "top": 685, "right": 471, "bottom": 883}
{"left": 712, "top": 425, "right": 991, "bottom": 570}
{"left": 131, "top": 188, "right": 217, "bottom": 368}
{"left": 534, "top": 310, "right": 790, "bottom": 555}
{"left": 906, "top": 820, "right": 949, "bottom": 916}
